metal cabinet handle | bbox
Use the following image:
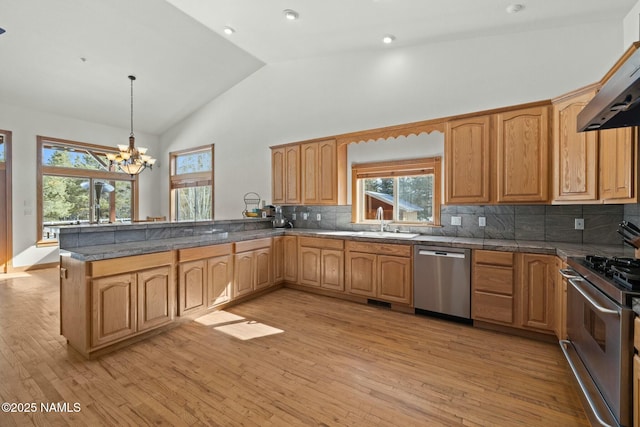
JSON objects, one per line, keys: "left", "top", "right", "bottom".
{"left": 417, "top": 250, "right": 465, "bottom": 258}
{"left": 568, "top": 278, "right": 619, "bottom": 316}
{"left": 559, "top": 268, "right": 579, "bottom": 279}
{"left": 559, "top": 340, "right": 616, "bottom": 427}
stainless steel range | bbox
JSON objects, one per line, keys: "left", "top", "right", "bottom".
{"left": 561, "top": 255, "right": 640, "bottom": 427}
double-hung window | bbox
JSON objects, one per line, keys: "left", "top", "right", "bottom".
{"left": 352, "top": 157, "right": 441, "bottom": 226}
{"left": 169, "top": 144, "right": 214, "bottom": 221}
{"left": 37, "top": 137, "right": 137, "bottom": 244}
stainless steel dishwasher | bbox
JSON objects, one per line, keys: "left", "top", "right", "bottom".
{"left": 413, "top": 246, "right": 471, "bottom": 321}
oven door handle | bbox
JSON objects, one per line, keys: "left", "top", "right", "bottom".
{"left": 559, "top": 268, "right": 579, "bottom": 279}
{"left": 568, "top": 278, "right": 620, "bottom": 316}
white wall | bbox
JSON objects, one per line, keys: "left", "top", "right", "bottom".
{"left": 624, "top": 1, "right": 640, "bottom": 47}
{"left": 161, "top": 18, "right": 626, "bottom": 219}
{"left": 0, "top": 102, "right": 160, "bottom": 268}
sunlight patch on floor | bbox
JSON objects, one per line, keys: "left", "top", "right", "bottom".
{"left": 195, "top": 310, "right": 245, "bottom": 326}
{"left": 214, "top": 320, "right": 284, "bottom": 341}
{"left": 0, "top": 272, "right": 33, "bottom": 281}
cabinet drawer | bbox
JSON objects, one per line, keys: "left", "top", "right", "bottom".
{"left": 346, "top": 241, "right": 411, "bottom": 257}
{"left": 235, "top": 238, "right": 272, "bottom": 253}
{"left": 178, "top": 243, "right": 233, "bottom": 262}
{"left": 89, "top": 251, "right": 173, "bottom": 278}
{"left": 473, "top": 265, "right": 514, "bottom": 295}
{"left": 474, "top": 250, "right": 514, "bottom": 267}
{"left": 472, "top": 292, "right": 513, "bottom": 324}
{"left": 635, "top": 317, "right": 640, "bottom": 351}
{"left": 299, "top": 236, "right": 344, "bottom": 250}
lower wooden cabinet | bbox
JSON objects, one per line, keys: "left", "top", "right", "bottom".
{"left": 298, "top": 236, "right": 345, "bottom": 291}
{"left": 178, "top": 244, "right": 234, "bottom": 315}
{"left": 283, "top": 235, "right": 298, "bottom": 283}
{"left": 91, "top": 273, "right": 137, "bottom": 348}
{"left": 233, "top": 238, "right": 272, "bottom": 298}
{"left": 472, "top": 250, "right": 556, "bottom": 334}
{"left": 88, "top": 252, "right": 175, "bottom": 350}
{"left": 345, "top": 241, "right": 412, "bottom": 305}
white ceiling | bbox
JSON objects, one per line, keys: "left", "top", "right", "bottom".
{"left": 0, "top": 0, "right": 636, "bottom": 136}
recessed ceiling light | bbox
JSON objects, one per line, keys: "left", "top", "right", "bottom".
{"left": 382, "top": 34, "right": 396, "bottom": 44}
{"left": 506, "top": 4, "right": 525, "bottom": 14}
{"left": 283, "top": 9, "right": 299, "bottom": 20}
{"left": 223, "top": 26, "right": 235, "bottom": 35}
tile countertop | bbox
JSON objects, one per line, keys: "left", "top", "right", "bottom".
{"left": 59, "top": 227, "right": 636, "bottom": 262}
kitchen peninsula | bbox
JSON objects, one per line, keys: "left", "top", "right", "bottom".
{"left": 57, "top": 219, "right": 633, "bottom": 359}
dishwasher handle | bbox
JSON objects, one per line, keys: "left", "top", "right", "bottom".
{"left": 417, "top": 250, "right": 466, "bottom": 259}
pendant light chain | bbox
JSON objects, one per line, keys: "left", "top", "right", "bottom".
{"left": 129, "top": 75, "right": 135, "bottom": 138}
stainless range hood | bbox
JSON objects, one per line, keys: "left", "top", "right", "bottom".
{"left": 578, "top": 42, "right": 640, "bottom": 132}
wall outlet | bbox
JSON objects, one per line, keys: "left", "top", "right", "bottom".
{"left": 316, "top": 213, "right": 321, "bottom": 221}
{"left": 479, "top": 217, "right": 486, "bottom": 227}
{"left": 575, "top": 218, "right": 584, "bottom": 230}
{"left": 451, "top": 216, "right": 462, "bottom": 226}
{"left": 302, "top": 212, "right": 309, "bottom": 220}
{"left": 292, "top": 213, "right": 296, "bottom": 220}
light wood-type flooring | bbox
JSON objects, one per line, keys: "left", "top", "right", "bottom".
{"left": 0, "top": 268, "right": 588, "bottom": 426}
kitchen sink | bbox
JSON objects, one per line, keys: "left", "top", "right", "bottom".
{"left": 353, "top": 231, "right": 419, "bottom": 239}
{"left": 317, "top": 230, "right": 419, "bottom": 239}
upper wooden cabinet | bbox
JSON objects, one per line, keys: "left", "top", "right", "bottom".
{"left": 444, "top": 103, "right": 551, "bottom": 205}
{"left": 495, "top": 106, "right": 550, "bottom": 203}
{"left": 445, "top": 115, "right": 491, "bottom": 204}
{"left": 552, "top": 88, "right": 599, "bottom": 202}
{"left": 272, "top": 145, "right": 301, "bottom": 205}
{"left": 302, "top": 139, "right": 338, "bottom": 205}
{"left": 272, "top": 139, "right": 338, "bottom": 205}
{"left": 551, "top": 85, "right": 638, "bottom": 204}
{"left": 600, "top": 126, "right": 636, "bottom": 202}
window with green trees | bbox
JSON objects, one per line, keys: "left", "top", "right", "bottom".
{"left": 37, "top": 137, "right": 137, "bottom": 243}
{"left": 352, "top": 157, "right": 441, "bottom": 226}
{"left": 170, "top": 144, "right": 214, "bottom": 221}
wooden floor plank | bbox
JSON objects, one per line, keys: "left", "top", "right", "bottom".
{"left": 0, "top": 269, "right": 588, "bottom": 426}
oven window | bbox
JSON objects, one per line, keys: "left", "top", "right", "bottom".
{"left": 584, "top": 304, "right": 606, "bottom": 352}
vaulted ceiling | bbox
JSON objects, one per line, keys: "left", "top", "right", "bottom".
{"left": 0, "top": 0, "right": 635, "bottom": 135}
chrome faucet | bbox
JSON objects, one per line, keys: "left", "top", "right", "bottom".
{"left": 375, "top": 206, "right": 385, "bottom": 232}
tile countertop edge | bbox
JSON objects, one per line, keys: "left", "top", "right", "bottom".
{"left": 59, "top": 227, "right": 633, "bottom": 262}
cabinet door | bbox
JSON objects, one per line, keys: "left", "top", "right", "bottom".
{"left": 283, "top": 236, "right": 298, "bottom": 283}
{"left": 496, "top": 106, "right": 550, "bottom": 203}
{"left": 600, "top": 127, "right": 635, "bottom": 201}
{"left": 234, "top": 252, "right": 255, "bottom": 298}
{"left": 553, "top": 92, "right": 598, "bottom": 202}
{"left": 318, "top": 139, "right": 337, "bottom": 204}
{"left": 272, "top": 148, "right": 285, "bottom": 204}
{"left": 377, "top": 255, "right": 411, "bottom": 304}
{"left": 209, "top": 254, "right": 233, "bottom": 306}
{"left": 346, "top": 252, "right": 377, "bottom": 297}
{"left": 254, "top": 248, "right": 272, "bottom": 290}
{"left": 137, "top": 266, "right": 173, "bottom": 332}
{"left": 272, "top": 236, "right": 284, "bottom": 284}
{"left": 302, "top": 142, "right": 319, "bottom": 204}
{"left": 91, "top": 273, "right": 136, "bottom": 347}
{"left": 519, "top": 253, "right": 555, "bottom": 332}
{"left": 299, "top": 246, "right": 321, "bottom": 287}
{"left": 321, "top": 249, "right": 344, "bottom": 291}
{"left": 445, "top": 115, "right": 491, "bottom": 204}
{"left": 285, "top": 145, "right": 301, "bottom": 204}
{"left": 178, "top": 259, "right": 207, "bottom": 315}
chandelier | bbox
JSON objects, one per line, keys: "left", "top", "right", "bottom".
{"left": 106, "top": 75, "right": 156, "bottom": 176}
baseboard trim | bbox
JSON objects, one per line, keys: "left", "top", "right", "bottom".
{"left": 7, "top": 262, "right": 59, "bottom": 273}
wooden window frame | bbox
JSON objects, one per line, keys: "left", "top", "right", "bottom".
{"left": 351, "top": 157, "right": 441, "bottom": 226}
{"left": 169, "top": 144, "right": 214, "bottom": 221}
{"left": 36, "top": 136, "right": 139, "bottom": 245}
{"left": 0, "top": 130, "right": 12, "bottom": 272}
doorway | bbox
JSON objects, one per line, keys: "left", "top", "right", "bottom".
{"left": 0, "top": 131, "right": 12, "bottom": 273}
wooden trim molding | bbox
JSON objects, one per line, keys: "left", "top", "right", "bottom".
{"left": 168, "top": 143, "right": 215, "bottom": 221}
{"left": 1, "top": 130, "right": 12, "bottom": 273}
